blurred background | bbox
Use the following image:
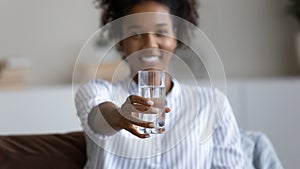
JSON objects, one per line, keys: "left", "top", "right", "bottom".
{"left": 0, "top": 0, "right": 299, "bottom": 168}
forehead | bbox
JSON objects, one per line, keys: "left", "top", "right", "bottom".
{"left": 127, "top": 1, "right": 170, "bottom": 14}
{"left": 123, "top": 1, "right": 173, "bottom": 30}
{"left": 123, "top": 13, "right": 173, "bottom": 30}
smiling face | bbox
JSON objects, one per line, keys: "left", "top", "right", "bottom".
{"left": 119, "top": 1, "right": 177, "bottom": 76}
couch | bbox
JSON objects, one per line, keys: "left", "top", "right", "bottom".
{"left": 0, "top": 130, "right": 284, "bottom": 169}
{"left": 0, "top": 132, "right": 86, "bottom": 169}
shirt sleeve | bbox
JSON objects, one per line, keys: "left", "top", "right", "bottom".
{"left": 211, "top": 89, "right": 245, "bottom": 169}
{"left": 240, "top": 130, "right": 284, "bottom": 169}
{"left": 74, "top": 79, "right": 117, "bottom": 139}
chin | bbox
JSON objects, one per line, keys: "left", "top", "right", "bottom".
{"left": 129, "top": 64, "right": 168, "bottom": 73}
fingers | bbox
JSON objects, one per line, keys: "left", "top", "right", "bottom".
{"left": 134, "top": 105, "right": 164, "bottom": 114}
{"left": 119, "top": 116, "right": 153, "bottom": 139}
{"left": 119, "top": 95, "right": 172, "bottom": 139}
{"left": 122, "top": 95, "right": 152, "bottom": 114}
{"left": 128, "top": 95, "right": 154, "bottom": 106}
{"left": 123, "top": 95, "right": 154, "bottom": 114}
{"left": 133, "top": 104, "right": 152, "bottom": 112}
{"left": 126, "top": 124, "right": 150, "bottom": 139}
{"left": 127, "top": 115, "right": 155, "bottom": 128}
{"left": 128, "top": 95, "right": 171, "bottom": 114}
{"left": 135, "top": 105, "right": 171, "bottom": 114}
{"left": 165, "top": 106, "right": 171, "bottom": 113}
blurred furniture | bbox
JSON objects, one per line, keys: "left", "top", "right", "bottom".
{"left": 0, "top": 58, "right": 30, "bottom": 90}
{"left": 0, "top": 130, "right": 283, "bottom": 169}
{"left": 0, "top": 132, "right": 86, "bottom": 169}
{"left": 240, "top": 129, "right": 284, "bottom": 169}
{"left": 76, "top": 61, "right": 129, "bottom": 83}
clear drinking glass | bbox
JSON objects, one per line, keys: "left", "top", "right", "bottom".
{"left": 138, "top": 70, "right": 166, "bottom": 134}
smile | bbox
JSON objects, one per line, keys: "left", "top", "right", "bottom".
{"left": 140, "top": 56, "right": 160, "bottom": 63}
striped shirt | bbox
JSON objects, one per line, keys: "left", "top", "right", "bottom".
{"left": 75, "top": 78, "right": 245, "bottom": 169}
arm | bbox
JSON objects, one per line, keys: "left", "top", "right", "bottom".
{"left": 75, "top": 80, "right": 117, "bottom": 139}
{"left": 88, "top": 102, "right": 121, "bottom": 136}
{"left": 75, "top": 80, "right": 163, "bottom": 139}
{"left": 89, "top": 97, "right": 158, "bottom": 138}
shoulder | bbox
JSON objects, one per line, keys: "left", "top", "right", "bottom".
{"left": 181, "top": 84, "right": 224, "bottom": 97}
{"left": 180, "top": 84, "right": 226, "bottom": 104}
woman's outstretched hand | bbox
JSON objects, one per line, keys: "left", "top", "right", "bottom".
{"left": 99, "top": 95, "right": 170, "bottom": 138}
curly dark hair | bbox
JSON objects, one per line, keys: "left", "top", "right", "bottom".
{"left": 94, "top": 0, "right": 199, "bottom": 48}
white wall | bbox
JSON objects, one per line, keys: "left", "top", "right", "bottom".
{"left": 241, "top": 78, "right": 300, "bottom": 169}
{"left": 225, "top": 78, "right": 300, "bottom": 169}
{"left": 0, "top": 85, "right": 81, "bottom": 134}
{"left": 199, "top": 0, "right": 299, "bottom": 77}
{"left": 0, "top": 0, "right": 99, "bottom": 85}
{"left": 0, "top": 0, "right": 299, "bottom": 86}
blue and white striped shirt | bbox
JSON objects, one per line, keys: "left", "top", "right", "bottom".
{"left": 75, "top": 78, "right": 245, "bottom": 169}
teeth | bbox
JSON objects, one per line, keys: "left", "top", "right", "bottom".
{"left": 141, "top": 56, "right": 159, "bottom": 62}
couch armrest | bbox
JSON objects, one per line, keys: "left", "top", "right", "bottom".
{"left": 0, "top": 131, "right": 86, "bottom": 169}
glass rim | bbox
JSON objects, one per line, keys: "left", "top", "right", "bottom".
{"left": 138, "top": 70, "right": 166, "bottom": 73}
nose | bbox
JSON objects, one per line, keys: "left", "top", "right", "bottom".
{"left": 142, "top": 33, "right": 159, "bottom": 49}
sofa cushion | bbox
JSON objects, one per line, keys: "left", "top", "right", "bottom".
{"left": 0, "top": 131, "right": 86, "bottom": 169}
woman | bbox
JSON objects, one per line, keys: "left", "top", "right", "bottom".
{"left": 75, "top": 0, "right": 245, "bottom": 168}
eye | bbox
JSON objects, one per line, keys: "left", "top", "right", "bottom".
{"left": 130, "top": 32, "right": 142, "bottom": 38}
{"left": 155, "top": 29, "right": 169, "bottom": 37}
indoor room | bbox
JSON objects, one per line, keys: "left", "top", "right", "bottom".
{"left": 0, "top": 0, "right": 299, "bottom": 168}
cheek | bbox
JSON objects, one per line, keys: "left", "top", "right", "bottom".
{"left": 161, "top": 39, "right": 176, "bottom": 64}
{"left": 162, "top": 38, "right": 177, "bottom": 52}
{"left": 121, "top": 40, "right": 141, "bottom": 56}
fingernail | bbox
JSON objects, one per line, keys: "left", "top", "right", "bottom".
{"left": 149, "top": 123, "right": 155, "bottom": 128}
{"left": 146, "top": 100, "right": 154, "bottom": 106}
{"left": 145, "top": 135, "right": 150, "bottom": 138}
{"left": 152, "top": 108, "right": 160, "bottom": 113}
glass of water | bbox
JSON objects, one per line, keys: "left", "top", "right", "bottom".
{"left": 138, "top": 70, "right": 166, "bottom": 134}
